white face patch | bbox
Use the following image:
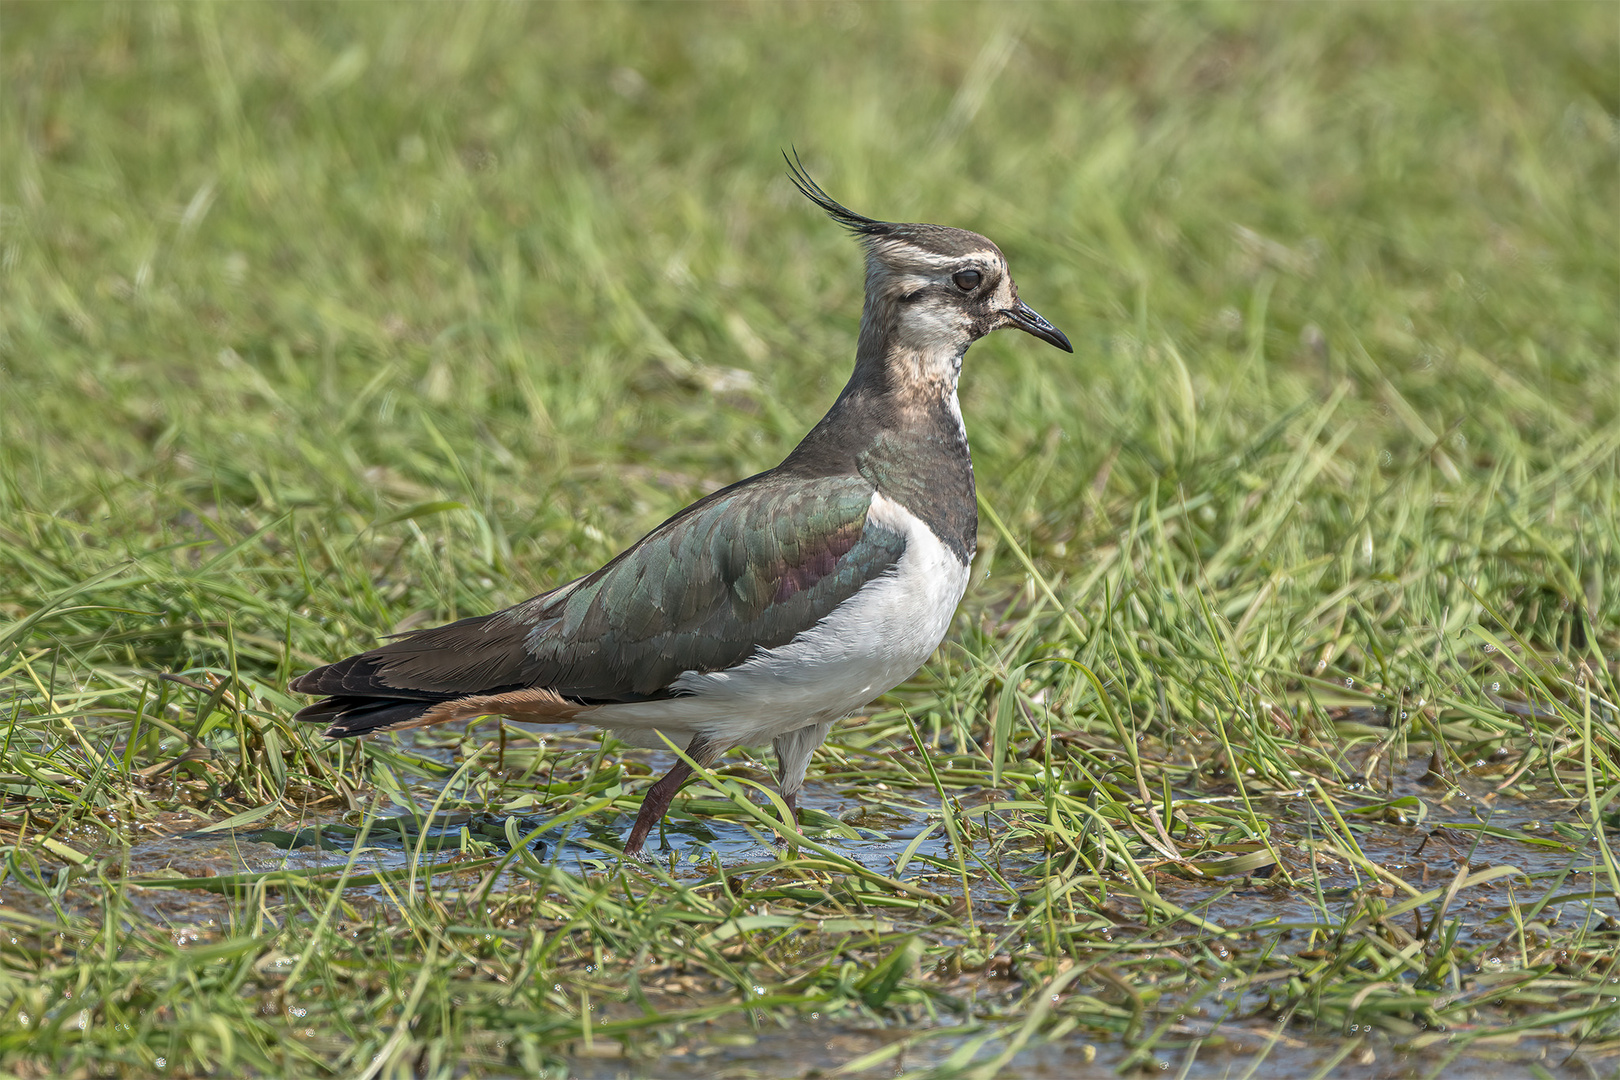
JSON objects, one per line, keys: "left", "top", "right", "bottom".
{"left": 990, "top": 275, "right": 1016, "bottom": 312}
{"left": 894, "top": 292, "right": 974, "bottom": 357}
{"left": 877, "top": 249, "right": 1012, "bottom": 384}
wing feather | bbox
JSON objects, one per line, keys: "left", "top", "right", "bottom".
{"left": 291, "top": 474, "right": 906, "bottom": 725}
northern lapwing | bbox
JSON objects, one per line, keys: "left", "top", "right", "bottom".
{"left": 291, "top": 156, "right": 1072, "bottom": 855}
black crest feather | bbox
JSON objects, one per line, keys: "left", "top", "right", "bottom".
{"left": 784, "top": 148, "right": 891, "bottom": 237}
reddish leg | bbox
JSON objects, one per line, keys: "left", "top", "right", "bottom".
{"left": 623, "top": 736, "right": 714, "bottom": 857}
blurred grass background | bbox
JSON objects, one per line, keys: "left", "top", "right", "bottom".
{"left": 2, "top": 3, "right": 1618, "bottom": 1077}
{"left": 3, "top": 1, "right": 1612, "bottom": 645}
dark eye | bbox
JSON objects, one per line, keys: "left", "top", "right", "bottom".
{"left": 952, "top": 269, "right": 982, "bottom": 292}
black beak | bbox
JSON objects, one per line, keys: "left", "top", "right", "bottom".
{"left": 1004, "top": 300, "right": 1073, "bottom": 352}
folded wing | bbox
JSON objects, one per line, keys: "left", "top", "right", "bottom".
{"left": 290, "top": 474, "right": 906, "bottom": 735}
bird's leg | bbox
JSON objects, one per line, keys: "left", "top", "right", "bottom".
{"left": 623, "top": 760, "right": 691, "bottom": 856}
{"left": 771, "top": 722, "right": 828, "bottom": 847}
{"left": 772, "top": 789, "right": 800, "bottom": 848}
{"left": 623, "top": 736, "right": 713, "bottom": 857}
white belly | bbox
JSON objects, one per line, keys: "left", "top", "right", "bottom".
{"left": 585, "top": 491, "right": 969, "bottom": 750}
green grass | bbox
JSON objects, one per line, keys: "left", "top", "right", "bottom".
{"left": 2, "top": 2, "right": 1618, "bottom": 1077}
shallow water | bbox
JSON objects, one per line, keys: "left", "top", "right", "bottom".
{"left": 559, "top": 1019, "right": 1585, "bottom": 1080}
{"left": 9, "top": 727, "right": 1614, "bottom": 1080}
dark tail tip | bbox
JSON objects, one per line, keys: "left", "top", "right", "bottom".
{"left": 295, "top": 697, "right": 433, "bottom": 738}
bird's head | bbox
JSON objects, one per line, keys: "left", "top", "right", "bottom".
{"left": 788, "top": 154, "right": 1072, "bottom": 362}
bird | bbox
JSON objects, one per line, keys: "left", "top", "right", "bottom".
{"left": 290, "top": 155, "right": 1072, "bottom": 856}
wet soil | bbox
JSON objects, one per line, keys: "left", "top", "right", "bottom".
{"left": 6, "top": 728, "right": 1614, "bottom": 1080}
